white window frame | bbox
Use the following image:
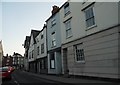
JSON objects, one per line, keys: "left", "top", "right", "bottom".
{"left": 65, "top": 19, "right": 72, "bottom": 38}
{"left": 51, "top": 16, "right": 56, "bottom": 26}
{"left": 50, "top": 53, "right": 55, "bottom": 69}
{"left": 64, "top": 2, "right": 70, "bottom": 16}
{"left": 84, "top": 6, "right": 96, "bottom": 29}
{"left": 51, "top": 32, "right": 56, "bottom": 47}
{"left": 74, "top": 44, "right": 85, "bottom": 63}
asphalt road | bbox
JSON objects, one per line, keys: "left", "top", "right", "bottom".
{"left": 1, "top": 70, "right": 66, "bottom": 85}
{"left": 1, "top": 70, "right": 119, "bottom": 85}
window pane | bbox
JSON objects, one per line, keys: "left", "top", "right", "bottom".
{"left": 51, "top": 32, "right": 56, "bottom": 46}
{"left": 64, "top": 3, "right": 70, "bottom": 15}
{"left": 65, "top": 19, "right": 72, "bottom": 37}
{"left": 91, "top": 18, "right": 95, "bottom": 25}
{"left": 85, "top": 7, "right": 95, "bottom": 27}
{"left": 66, "top": 29, "right": 72, "bottom": 37}
{"left": 51, "top": 60, "right": 55, "bottom": 68}
{"left": 75, "top": 44, "right": 85, "bottom": 62}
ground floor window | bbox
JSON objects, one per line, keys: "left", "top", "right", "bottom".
{"left": 74, "top": 43, "right": 85, "bottom": 62}
{"left": 50, "top": 53, "right": 55, "bottom": 69}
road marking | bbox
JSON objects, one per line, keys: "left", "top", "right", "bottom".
{"left": 14, "top": 80, "right": 20, "bottom": 85}
{"left": 12, "top": 76, "right": 20, "bottom": 85}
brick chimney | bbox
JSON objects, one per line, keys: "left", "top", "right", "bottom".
{"left": 51, "top": 5, "right": 59, "bottom": 15}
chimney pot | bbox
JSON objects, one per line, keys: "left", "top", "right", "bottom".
{"left": 51, "top": 5, "right": 59, "bottom": 15}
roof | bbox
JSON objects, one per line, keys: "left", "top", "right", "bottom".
{"left": 13, "top": 52, "right": 23, "bottom": 57}
{"left": 31, "top": 30, "right": 40, "bottom": 44}
{"left": 24, "top": 36, "right": 30, "bottom": 48}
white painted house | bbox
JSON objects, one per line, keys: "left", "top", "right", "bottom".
{"left": 46, "top": 5, "right": 62, "bottom": 74}
{"left": 28, "top": 30, "right": 40, "bottom": 72}
{"left": 35, "top": 24, "right": 48, "bottom": 74}
{"left": 24, "top": 36, "right": 30, "bottom": 71}
{"left": 60, "top": 1, "right": 120, "bottom": 79}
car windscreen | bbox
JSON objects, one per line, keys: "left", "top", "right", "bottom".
{"left": 1, "top": 67, "right": 9, "bottom": 72}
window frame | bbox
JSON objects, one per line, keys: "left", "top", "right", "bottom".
{"left": 51, "top": 32, "right": 56, "bottom": 47}
{"left": 41, "top": 43, "right": 44, "bottom": 54}
{"left": 74, "top": 44, "right": 85, "bottom": 63}
{"left": 64, "top": 2, "right": 70, "bottom": 16}
{"left": 84, "top": 6, "right": 96, "bottom": 29}
{"left": 51, "top": 16, "right": 56, "bottom": 27}
{"left": 37, "top": 46, "right": 39, "bottom": 55}
{"left": 65, "top": 19, "right": 72, "bottom": 38}
{"left": 50, "top": 53, "right": 55, "bottom": 69}
{"left": 41, "top": 31, "right": 44, "bottom": 39}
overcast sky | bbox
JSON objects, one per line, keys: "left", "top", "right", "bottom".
{"left": 1, "top": 0, "right": 66, "bottom": 56}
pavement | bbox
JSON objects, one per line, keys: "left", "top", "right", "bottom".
{"left": 22, "top": 70, "right": 119, "bottom": 84}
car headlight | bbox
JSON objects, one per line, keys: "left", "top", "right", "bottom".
{"left": 8, "top": 71, "right": 11, "bottom": 73}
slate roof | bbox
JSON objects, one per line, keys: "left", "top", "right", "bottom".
{"left": 31, "top": 30, "right": 40, "bottom": 44}
{"left": 24, "top": 36, "right": 30, "bottom": 48}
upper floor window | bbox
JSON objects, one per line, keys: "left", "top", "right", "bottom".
{"left": 41, "top": 31, "right": 44, "bottom": 39}
{"left": 32, "top": 50, "right": 34, "bottom": 58}
{"left": 74, "top": 43, "right": 85, "bottom": 63}
{"left": 84, "top": 6, "right": 95, "bottom": 28}
{"left": 37, "top": 46, "right": 39, "bottom": 55}
{"left": 64, "top": 2, "right": 70, "bottom": 16}
{"left": 51, "top": 32, "right": 56, "bottom": 47}
{"left": 29, "top": 52, "right": 31, "bottom": 59}
{"left": 41, "top": 43, "right": 44, "bottom": 54}
{"left": 65, "top": 19, "right": 72, "bottom": 38}
{"left": 51, "top": 16, "right": 56, "bottom": 27}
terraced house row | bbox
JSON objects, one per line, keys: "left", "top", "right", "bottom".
{"left": 23, "top": 1, "right": 120, "bottom": 80}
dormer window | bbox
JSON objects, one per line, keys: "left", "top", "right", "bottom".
{"left": 64, "top": 2, "right": 70, "bottom": 16}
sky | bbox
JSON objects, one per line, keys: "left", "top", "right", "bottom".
{"left": 1, "top": 0, "right": 66, "bottom": 56}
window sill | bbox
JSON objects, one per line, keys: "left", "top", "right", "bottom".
{"left": 66, "top": 35, "right": 73, "bottom": 39}
{"left": 51, "top": 23, "right": 56, "bottom": 28}
{"left": 76, "top": 61, "right": 85, "bottom": 64}
{"left": 85, "top": 24, "right": 97, "bottom": 31}
{"left": 50, "top": 68, "right": 55, "bottom": 69}
{"left": 64, "top": 11, "right": 71, "bottom": 17}
{"left": 51, "top": 45, "right": 56, "bottom": 48}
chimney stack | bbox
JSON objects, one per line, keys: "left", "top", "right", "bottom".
{"left": 51, "top": 5, "right": 59, "bottom": 15}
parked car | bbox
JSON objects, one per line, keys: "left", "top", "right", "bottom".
{"left": 0, "top": 66, "right": 12, "bottom": 80}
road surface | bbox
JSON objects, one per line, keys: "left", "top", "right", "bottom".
{"left": 1, "top": 70, "right": 66, "bottom": 85}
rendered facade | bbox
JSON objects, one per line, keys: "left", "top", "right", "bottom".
{"left": 23, "top": 1, "right": 120, "bottom": 79}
